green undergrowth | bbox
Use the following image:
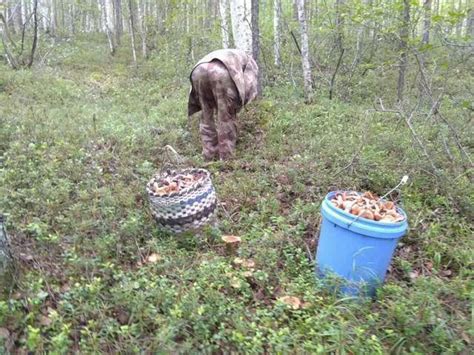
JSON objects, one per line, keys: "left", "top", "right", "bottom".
{"left": 0, "top": 37, "right": 472, "bottom": 353}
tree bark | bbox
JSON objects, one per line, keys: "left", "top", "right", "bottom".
{"left": 28, "top": 0, "right": 38, "bottom": 68}
{"left": 273, "top": 0, "right": 281, "bottom": 66}
{"left": 21, "top": 0, "right": 27, "bottom": 26}
{"left": 50, "top": 0, "right": 57, "bottom": 35}
{"left": 128, "top": 0, "right": 137, "bottom": 63}
{"left": 101, "top": 0, "right": 117, "bottom": 55}
{"left": 0, "top": 13, "right": 19, "bottom": 69}
{"left": 251, "top": 0, "right": 262, "bottom": 96}
{"left": 296, "top": 0, "right": 313, "bottom": 102}
{"left": 115, "top": 0, "right": 123, "bottom": 45}
{"left": 468, "top": 6, "right": 474, "bottom": 37}
{"left": 335, "top": 0, "right": 345, "bottom": 51}
{"left": 230, "top": 0, "right": 252, "bottom": 54}
{"left": 397, "top": 0, "right": 410, "bottom": 103}
{"left": 0, "top": 215, "right": 14, "bottom": 293}
{"left": 219, "top": 0, "right": 230, "bottom": 48}
{"left": 422, "top": 0, "right": 431, "bottom": 44}
{"left": 140, "top": 0, "right": 147, "bottom": 58}
{"left": 12, "top": 0, "right": 23, "bottom": 34}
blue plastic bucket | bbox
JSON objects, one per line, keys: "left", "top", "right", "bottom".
{"left": 316, "top": 191, "right": 408, "bottom": 297}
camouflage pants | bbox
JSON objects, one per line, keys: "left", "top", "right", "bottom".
{"left": 191, "top": 61, "right": 241, "bottom": 160}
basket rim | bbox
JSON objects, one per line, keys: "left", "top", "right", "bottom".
{"left": 146, "top": 168, "right": 212, "bottom": 198}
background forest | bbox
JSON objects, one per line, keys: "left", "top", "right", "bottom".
{"left": 1, "top": 0, "right": 473, "bottom": 353}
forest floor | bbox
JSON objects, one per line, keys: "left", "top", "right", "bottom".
{"left": 0, "top": 37, "right": 473, "bottom": 353}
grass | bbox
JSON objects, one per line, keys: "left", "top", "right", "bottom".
{"left": 0, "top": 36, "right": 472, "bottom": 353}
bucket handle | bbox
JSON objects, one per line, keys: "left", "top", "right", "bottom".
{"left": 347, "top": 176, "right": 409, "bottom": 228}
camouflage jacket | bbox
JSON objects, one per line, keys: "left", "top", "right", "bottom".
{"left": 188, "top": 49, "right": 259, "bottom": 116}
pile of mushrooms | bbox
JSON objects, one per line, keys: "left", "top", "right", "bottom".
{"left": 331, "top": 191, "right": 405, "bottom": 222}
{"left": 149, "top": 171, "right": 206, "bottom": 196}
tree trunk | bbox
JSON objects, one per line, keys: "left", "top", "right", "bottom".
{"left": 60, "top": 0, "right": 65, "bottom": 33}
{"left": 21, "top": 0, "right": 27, "bottom": 26}
{"left": 251, "top": 0, "right": 262, "bottom": 96}
{"left": 273, "top": 0, "right": 281, "bottom": 66}
{"left": 101, "top": 0, "right": 117, "bottom": 55}
{"left": 50, "top": 0, "right": 57, "bottom": 35}
{"left": 0, "top": 215, "right": 14, "bottom": 293}
{"left": 296, "top": 0, "right": 313, "bottom": 102}
{"left": 230, "top": 0, "right": 252, "bottom": 54}
{"left": 422, "top": 0, "right": 431, "bottom": 44}
{"left": 12, "top": 0, "right": 23, "bottom": 34}
{"left": 70, "top": 3, "right": 76, "bottom": 35}
{"left": 335, "top": 0, "right": 345, "bottom": 51}
{"left": 139, "top": 0, "right": 147, "bottom": 58}
{"left": 0, "top": 13, "right": 19, "bottom": 69}
{"left": 219, "top": 0, "right": 230, "bottom": 48}
{"left": 397, "top": 0, "right": 410, "bottom": 103}
{"left": 28, "top": 0, "right": 39, "bottom": 68}
{"left": 85, "top": 3, "right": 91, "bottom": 32}
{"left": 128, "top": 0, "right": 137, "bottom": 63}
{"left": 40, "top": 0, "right": 48, "bottom": 33}
{"left": 468, "top": 7, "right": 474, "bottom": 37}
{"left": 115, "top": 0, "right": 123, "bottom": 43}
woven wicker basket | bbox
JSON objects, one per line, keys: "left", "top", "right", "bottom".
{"left": 146, "top": 168, "right": 217, "bottom": 233}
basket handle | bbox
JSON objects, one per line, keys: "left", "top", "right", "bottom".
{"left": 158, "top": 145, "right": 187, "bottom": 173}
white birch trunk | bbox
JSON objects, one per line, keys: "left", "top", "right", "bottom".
{"left": 273, "top": 0, "right": 281, "bottom": 66}
{"left": 296, "top": 0, "right": 313, "bottom": 101}
{"left": 40, "top": 0, "right": 48, "bottom": 32}
{"left": 69, "top": 3, "right": 75, "bottom": 34}
{"left": 230, "top": 0, "right": 252, "bottom": 54}
{"left": 50, "top": 0, "right": 56, "bottom": 35}
{"left": 140, "top": 0, "right": 147, "bottom": 58}
{"left": 85, "top": 6, "right": 91, "bottom": 32}
{"left": 219, "top": 0, "right": 230, "bottom": 48}
{"left": 21, "top": 0, "right": 27, "bottom": 26}
{"left": 422, "top": 0, "right": 431, "bottom": 44}
{"left": 0, "top": 215, "right": 14, "bottom": 291}
{"left": 100, "top": 0, "right": 116, "bottom": 54}
{"left": 12, "top": 0, "right": 22, "bottom": 33}
{"left": 105, "top": 0, "right": 115, "bottom": 33}
{"left": 97, "top": 0, "right": 104, "bottom": 31}
{"left": 128, "top": 0, "right": 137, "bottom": 63}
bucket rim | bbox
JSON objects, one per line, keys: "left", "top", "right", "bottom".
{"left": 324, "top": 191, "right": 408, "bottom": 227}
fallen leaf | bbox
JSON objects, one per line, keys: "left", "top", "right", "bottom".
{"left": 278, "top": 296, "right": 302, "bottom": 310}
